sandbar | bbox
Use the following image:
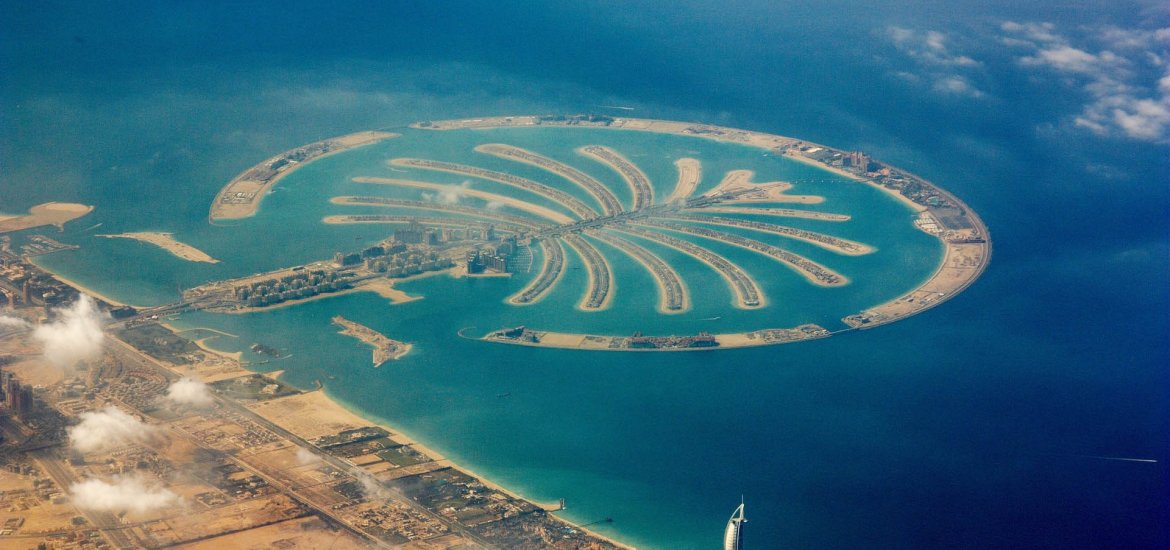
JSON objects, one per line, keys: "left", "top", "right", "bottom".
{"left": 0, "top": 202, "right": 93, "bottom": 234}
{"left": 210, "top": 131, "right": 398, "bottom": 221}
{"left": 97, "top": 232, "right": 220, "bottom": 263}
{"left": 706, "top": 170, "right": 823, "bottom": 204}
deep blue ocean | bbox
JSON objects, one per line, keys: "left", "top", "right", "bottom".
{"left": 3, "top": 2, "right": 1167, "bottom": 548}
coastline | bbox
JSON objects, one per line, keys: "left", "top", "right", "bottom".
{"left": 28, "top": 258, "right": 132, "bottom": 308}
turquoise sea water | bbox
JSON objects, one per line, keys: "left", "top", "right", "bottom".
{"left": 4, "top": 2, "right": 1166, "bottom": 548}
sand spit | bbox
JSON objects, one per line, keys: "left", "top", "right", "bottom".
{"left": 687, "top": 206, "right": 850, "bottom": 221}
{"left": 98, "top": 232, "right": 220, "bottom": 263}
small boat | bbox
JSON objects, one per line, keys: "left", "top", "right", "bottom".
{"left": 702, "top": 316, "right": 722, "bottom": 321}
{"left": 496, "top": 392, "right": 511, "bottom": 399}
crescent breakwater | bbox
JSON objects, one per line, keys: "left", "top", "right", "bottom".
{"left": 210, "top": 131, "right": 398, "bottom": 221}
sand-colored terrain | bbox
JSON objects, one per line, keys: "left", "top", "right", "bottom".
{"left": 210, "top": 131, "right": 398, "bottom": 221}
{"left": 661, "top": 214, "right": 874, "bottom": 256}
{"left": 476, "top": 143, "right": 624, "bottom": 216}
{"left": 0, "top": 202, "right": 93, "bottom": 234}
{"left": 560, "top": 232, "right": 614, "bottom": 311}
{"left": 332, "top": 315, "right": 411, "bottom": 365}
{"left": 687, "top": 205, "right": 850, "bottom": 221}
{"left": 389, "top": 157, "right": 597, "bottom": 220}
{"left": 483, "top": 323, "right": 832, "bottom": 352}
{"left": 415, "top": 115, "right": 990, "bottom": 334}
{"left": 97, "top": 232, "right": 220, "bottom": 263}
{"left": 351, "top": 176, "right": 574, "bottom": 224}
{"left": 613, "top": 225, "right": 766, "bottom": 309}
{"left": 577, "top": 145, "right": 655, "bottom": 209}
{"left": 668, "top": 158, "right": 702, "bottom": 202}
{"left": 506, "top": 237, "right": 564, "bottom": 305}
{"left": 592, "top": 229, "right": 690, "bottom": 314}
{"left": 706, "top": 169, "right": 823, "bottom": 204}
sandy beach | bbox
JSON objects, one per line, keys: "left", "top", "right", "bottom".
{"left": 0, "top": 202, "right": 94, "bottom": 234}
{"left": 28, "top": 258, "right": 131, "bottom": 307}
{"left": 97, "top": 232, "right": 220, "bottom": 263}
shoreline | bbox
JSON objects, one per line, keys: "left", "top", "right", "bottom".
{"left": 313, "top": 389, "right": 633, "bottom": 548}
{"left": 27, "top": 258, "right": 133, "bottom": 308}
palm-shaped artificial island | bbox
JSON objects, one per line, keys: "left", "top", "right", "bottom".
{"left": 192, "top": 115, "right": 989, "bottom": 353}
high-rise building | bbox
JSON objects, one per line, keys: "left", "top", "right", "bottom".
{"left": 723, "top": 500, "right": 746, "bottom": 550}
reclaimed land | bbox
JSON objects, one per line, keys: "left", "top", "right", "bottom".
{"left": 332, "top": 315, "right": 411, "bottom": 365}
{"left": 507, "top": 236, "right": 566, "bottom": 305}
{"left": 476, "top": 143, "right": 624, "bottom": 216}
{"left": 686, "top": 205, "right": 850, "bottom": 222}
{"left": 97, "top": 232, "right": 220, "bottom": 263}
{"left": 577, "top": 145, "right": 654, "bottom": 209}
{"left": 210, "top": 131, "right": 398, "bottom": 221}
{"left": 351, "top": 176, "right": 574, "bottom": 225}
{"left": 415, "top": 115, "right": 989, "bottom": 331}
{"left": 560, "top": 232, "right": 614, "bottom": 311}
{"left": 659, "top": 214, "right": 874, "bottom": 255}
{"left": 389, "top": 158, "right": 597, "bottom": 220}
{"left": 613, "top": 224, "right": 765, "bottom": 309}
{"left": 591, "top": 229, "right": 689, "bottom": 314}
{"left": 666, "top": 158, "right": 702, "bottom": 203}
{"left": 0, "top": 202, "right": 93, "bottom": 234}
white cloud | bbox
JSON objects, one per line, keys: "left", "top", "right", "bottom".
{"left": 68, "top": 406, "right": 163, "bottom": 454}
{"left": 32, "top": 294, "right": 107, "bottom": 370}
{"left": 1003, "top": 21, "right": 1170, "bottom": 141}
{"left": 165, "top": 378, "right": 215, "bottom": 408}
{"left": 886, "top": 26, "right": 986, "bottom": 99}
{"left": 70, "top": 475, "right": 181, "bottom": 515}
{"left": 888, "top": 26, "right": 981, "bottom": 67}
{"left": 933, "top": 75, "right": 985, "bottom": 98}
{"left": 420, "top": 180, "right": 472, "bottom": 205}
{"left": 295, "top": 447, "right": 322, "bottom": 466}
{"left": 0, "top": 316, "right": 30, "bottom": 328}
